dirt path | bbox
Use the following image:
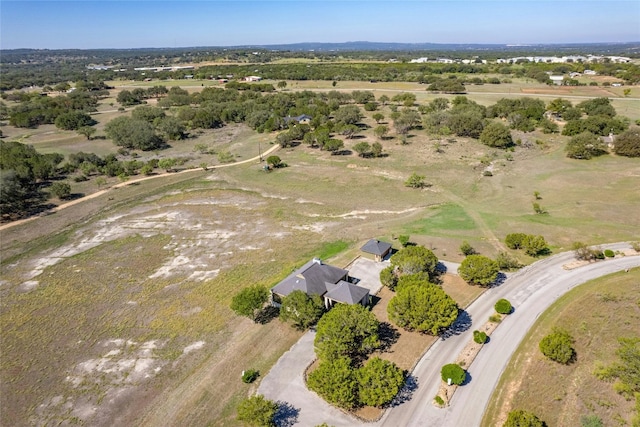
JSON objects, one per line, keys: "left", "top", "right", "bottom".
{"left": 0, "top": 144, "right": 281, "bottom": 233}
{"left": 441, "top": 189, "right": 507, "bottom": 253}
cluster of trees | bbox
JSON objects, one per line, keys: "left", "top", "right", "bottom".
{"left": 505, "top": 233, "right": 549, "bottom": 257}
{"left": 379, "top": 246, "right": 459, "bottom": 335}
{"left": 0, "top": 140, "right": 63, "bottom": 218}
{"left": 116, "top": 85, "right": 169, "bottom": 106}
{"left": 5, "top": 89, "right": 102, "bottom": 128}
{"left": 308, "top": 304, "right": 405, "bottom": 409}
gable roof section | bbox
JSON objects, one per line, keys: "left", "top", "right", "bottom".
{"left": 360, "top": 239, "right": 392, "bottom": 256}
{"left": 271, "top": 259, "right": 348, "bottom": 297}
{"left": 324, "top": 280, "right": 369, "bottom": 305}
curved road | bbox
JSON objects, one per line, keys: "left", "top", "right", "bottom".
{"left": 258, "top": 243, "right": 640, "bottom": 426}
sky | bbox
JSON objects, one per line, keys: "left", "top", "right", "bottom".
{"left": 1, "top": 1, "right": 639, "bottom": 49}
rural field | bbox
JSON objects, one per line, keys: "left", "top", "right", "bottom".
{"left": 482, "top": 268, "right": 640, "bottom": 427}
{"left": 1, "top": 75, "right": 639, "bottom": 426}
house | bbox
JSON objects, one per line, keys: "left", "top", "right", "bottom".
{"left": 283, "top": 114, "right": 313, "bottom": 125}
{"left": 244, "top": 76, "right": 262, "bottom": 82}
{"left": 360, "top": 239, "right": 392, "bottom": 262}
{"left": 549, "top": 75, "right": 564, "bottom": 85}
{"left": 584, "top": 69, "right": 597, "bottom": 75}
{"left": 270, "top": 258, "right": 369, "bottom": 308}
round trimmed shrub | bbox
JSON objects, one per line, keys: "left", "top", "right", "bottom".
{"left": 495, "top": 299, "right": 513, "bottom": 315}
{"left": 603, "top": 249, "right": 615, "bottom": 258}
{"left": 241, "top": 369, "right": 259, "bottom": 383}
{"left": 440, "top": 363, "right": 465, "bottom": 385}
{"left": 539, "top": 328, "right": 575, "bottom": 364}
{"left": 473, "top": 330, "right": 488, "bottom": 344}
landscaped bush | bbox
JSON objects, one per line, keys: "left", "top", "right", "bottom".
{"left": 539, "top": 328, "right": 575, "bottom": 364}
{"left": 495, "top": 299, "right": 513, "bottom": 315}
{"left": 473, "top": 330, "right": 488, "bottom": 344}
{"left": 604, "top": 249, "right": 615, "bottom": 258}
{"left": 441, "top": 363, "right": 465, "bottom": 385}
{"left": 242, "top": 369, "right": 259, "bottom": 384}
{"left": 434, "top": 395, "right": 445, "bottom": 406}
{"left": 489, "top": 314, "right": 502, "bottom": 323}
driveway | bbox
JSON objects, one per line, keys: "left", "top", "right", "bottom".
{"left": 346, "top": 257, "right": 388, "bottom": 295}
{"left": 258, "top": 244, "right": 640, "bottom": 427}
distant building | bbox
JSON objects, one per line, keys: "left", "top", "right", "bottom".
{"left": 549, "top": 75, "right": 564, "bottom": 85}
{"left": 244, "top": 76, "right": 262, "bottom": 82}
{"left": 410, "top": 57, "right": 429, "bottom": 63}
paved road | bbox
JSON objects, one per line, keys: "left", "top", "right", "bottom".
{"left": 258, "top": 244, "right": 639, "bottom": 427}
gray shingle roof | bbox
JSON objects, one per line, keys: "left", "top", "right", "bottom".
{"left": 324, "top": 280, "right": 369, "bottom": 305}
{"left": 271, "top": 259, "right": 348, "bottom": 297}
{"left": 360, "top": 239, "right": 392, "bottom": 256}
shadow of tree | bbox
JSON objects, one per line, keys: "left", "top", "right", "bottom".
{"left": 255, "top": 306, "right": 280, "bottom": 324}
{"left": 274, "top": 401, "right": 300, "bottom": 427}
{"left": 461, "top": 370, "right": 473, "bottom": 386}
{"left": 440, "top": 310, "right": 472, "bottom": 340}
{"left": 378, "top": 322, "right": 400, "bottom": 352}
{"left": 390, "top": 374, "right": 419, "bottom": 407}
{"left": 490, "top": 272, "right": 508, "bottom": 288}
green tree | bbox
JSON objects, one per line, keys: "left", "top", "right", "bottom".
{"left": 156, "top": 116, "right": 186, "bottom": 141}
{"left": 357, "top": 357, "right": 405, "bottom": 407}
{"left": 236, "top": 395, "right": 278, "bottom": 427}
{"left": 613, "top": 128, "right": 640, "bottom": 157}
{"left": 495, "top": 298, "right": 513, "bottom": 314}
{"left": 372, "top": 113, "right": 385, "bottom": 124}
{"left": 277, "top": 80, "right": 287, "bottom": 90}
{"left": 393, "top": 109, "right": 421, "bottom": 135}
{"left": 104, "top": 116, "right": 164, "bottom": 151}
{"left": 458, "top": 255, "right": 499, "bottom": 286}
{"left": 566, "top": 132, "right": 608, "bottom": 159}
{"left": 480, "top": 122, "right": 513, "bottom": 148}
{"left": 49, "top": 181, "right": 71, "bottom": 199}
{"left": 539, "top": 328, "right": 575, "bottom": 364}
{"left": 371, "top": 142, "right": 383, "bottom": 157}
{"left": 230, "top": 285, "right": 269, "bottom": 322}
{"left": 379, "top": 265, "right": 398, "bottom": 290}
{"left": 333, "top": 105, "right": 363, "bottom": 125}
{"left": 54, "top": 111, "right": 96, "bottom": 131}
{"left": 131, "top": 105, "right": 166, "bottom": 123}
{"left": 505, "top": 233, "right": 528, "bottom": 249}
{"left": 314, "top": 304, "right": 380, "bottom": 361}
{"left": 441, "top": 363, "right": 466, "bottom": 385}
{"left": 279, "top": 290, "right": 325, "bottom": 330}
{"left": 307, "top": 357, "right": 358, "bottom": 409}
{"left": 353, "top": 141, "right": 372, "bottom": 157}
{"left": 77, "top": 125, "right": 96, "bottom": 140}
{"left": 503, "top": 410, "right": 546, "bottom": 427}
{"left": 158, "top": 158, "right": 177, "bottom": 172}
{"left": 323, "top": 138, "right": 344, "bottom": 154}
{"left": 404, "top": 172, "right": 427, "bottom": 189}
{"left": 266, "top": 155, "right": 282, "bottom": 168}
{"left": 387, "top": 280, "right": 458, "bottom": 334}
{"left": 522, "top": 234, "right": 548, "bottom": 257}
{"left": 390, "top": 245, "right": 438, "bottom": 278}
{"left": 374, "top": 125, "right": 389, "bottom": 139}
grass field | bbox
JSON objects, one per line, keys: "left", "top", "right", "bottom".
{"left": 481, "top": 268, "right": 640, "bottom": 427}
{"left": 1, "top": 75, "right": 639, "bottom": 426}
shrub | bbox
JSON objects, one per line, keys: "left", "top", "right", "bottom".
{"left": 49, "top": 181, "right": 71, "bottom": 199}
{"left": 580, "top": 415, "right": 603, "bottom": 427}
{"left": 489, "top": 314, "right": 502, "bottom": 323}
{"left": 380, "top": 265, "right": 398, "bottom": 290}
{"left": 458, "top": 255, "right": 499, "bottom": 286}
{"left": 539, "top": 327, "right": 575, "bottom": 364}
{"left": 632, "top": 242, "right": 640, "bottom": 252}
{"left": 483, "top": 170, "right": 493, "bottom": 176}
{"left": 503, "top": 410, "right": 546, "bottom": 427}
{"left": 434, "top": 395, "right": 445, "bottom": 406}
{"left": 496, "top": 252, "right": 522, "bottom": 270}
{"left": 495, "top": 299, "right": 513, "bottom": 315}
{"left": 441, "top": 363, "right": 465, "bottom": 385}
{"left": 604, "top": 249, "right": 615, "bottom": 258}
{"left": 460, "top": 241, "right": 476, "bottom": 256}
{"left": 473, "top": 330, "right": 488, "bottom": 344}
{"left": 242, "top": 369, "right": 259, "bottom": 384}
